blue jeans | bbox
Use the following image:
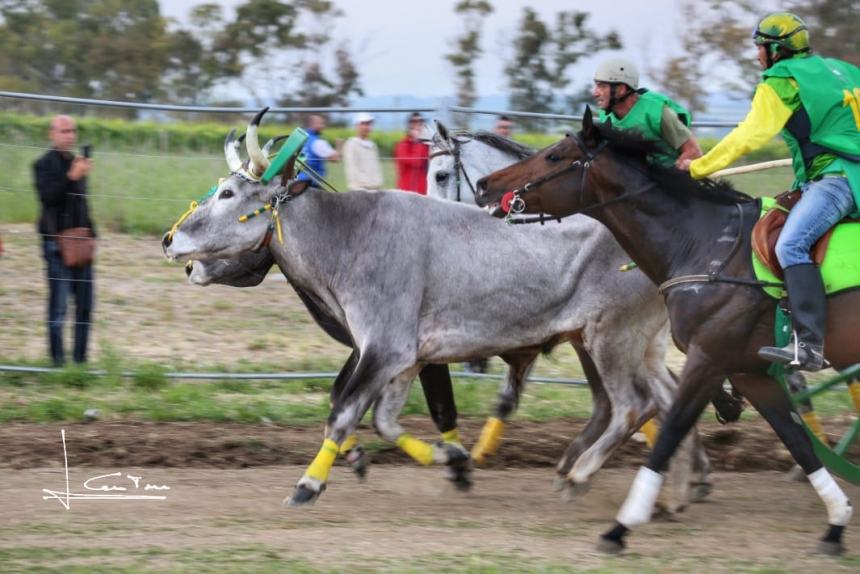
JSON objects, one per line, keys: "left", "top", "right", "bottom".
{"left": 42, "top": 239, "right": 94, "bottom": 364}
{"left": 775, "top": 176, "right": 857, "bottom": 268}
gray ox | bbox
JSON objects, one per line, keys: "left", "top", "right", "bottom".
{"left": 165, "top": 109, "right": 712, "bottom": 508}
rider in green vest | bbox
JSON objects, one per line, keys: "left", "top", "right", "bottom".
{"left": 593, "top": 58, "right": 702, "bottom": 168}
{"left": 680, "top": 12, "right": 860, "bottom": 372}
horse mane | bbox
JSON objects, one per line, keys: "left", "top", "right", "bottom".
{"left": 593, "top": 121, "right": 755, "bottom": 206}
{"left": 470, "top": 131, "right": 535, "bottom": 159}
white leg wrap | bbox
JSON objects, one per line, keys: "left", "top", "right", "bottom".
{"left": 808, "top": 468, "right": 853, "bottom": 526}
{"left": 616, "top": 467, "right": 664, "bottom": 527}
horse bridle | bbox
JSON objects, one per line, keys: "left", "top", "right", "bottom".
{"left": 429, "top": 135, "right": 478, "bottom": 203}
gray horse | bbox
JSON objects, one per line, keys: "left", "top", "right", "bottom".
{"left": 164, "top": 109, "right": 716, "bottom": 509}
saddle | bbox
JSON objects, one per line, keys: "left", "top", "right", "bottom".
{"left": 751, "top": 190, "right": 850, "bottom": 279}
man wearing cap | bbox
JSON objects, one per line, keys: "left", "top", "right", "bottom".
{"left": 343, "top": 112, "right": 384, "bottom": 191}
{"left": 678, "top": 12, "right": 860, "bottom": 371}
{"left": 593, "top": 58, "right": 702, "bottom": 168}
{"left": 394, "top": 112, "right": 430, "bottom": 194}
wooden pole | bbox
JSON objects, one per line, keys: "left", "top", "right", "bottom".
{"left": 710, "top": 158, "right": 792, "bottom": 178}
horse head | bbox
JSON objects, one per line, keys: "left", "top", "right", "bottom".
{"left": 427, "top": 120, "right": 535, "bottom": 206}
{"left": 162, "top": 108, "right": 309, "bottom": 262}
{"left": 474, "top": 108, "right": 618, "bottom": 218}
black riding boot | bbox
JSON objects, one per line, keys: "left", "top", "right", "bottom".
{"left": 758, "top": 263, "right": 826, "bottom": 372}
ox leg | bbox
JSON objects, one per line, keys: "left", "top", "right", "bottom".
{"left": 329, "top": 351, "right": 368, "bottom": 480}
{"left": 373, "top": 366, "right": 472, "bottom": 490}
{"left": 732, "top": 373, "right": 852, "bottom": 555}
{"left": 554, "top": 344, "right": 612, "bottom": 485}
{"left": 472, "top": 350, "right": 537, "bottom": 464}
{"left": 285, "top": 346, "right": 412, "bottom": 507}
{"left": 598, "top": 350, "right": 722, "bottom": 554}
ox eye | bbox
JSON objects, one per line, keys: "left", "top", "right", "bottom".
{"left": 219, "top": 189, "right": 234, "bottom": 199}
{"left": 435, "top": 171, "right": 449, "bottom": 183}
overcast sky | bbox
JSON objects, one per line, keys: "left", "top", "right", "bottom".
{"left": 161, "top": 0, "right": 688, "bottom": 98}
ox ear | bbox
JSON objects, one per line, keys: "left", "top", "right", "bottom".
{"left": 286, "top": 179, "right": 311, "bottom": 197}
{"left": 279, "top": 155, "right": 297, "bottom": 185}
{"left": 435, "top": 120, "right": 450, "bottom": 142}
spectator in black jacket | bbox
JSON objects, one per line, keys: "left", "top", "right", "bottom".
{"left": 33, "top": 115, "right": 95, "bottom": 365}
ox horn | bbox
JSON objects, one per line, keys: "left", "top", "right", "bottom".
{"left": 246, "top": 107, "right": 271, "bottom": 177}
{"left": 262, "top": 135, "right": 289, "bottom": 159}
{"left": 224, "top": 129, "right": 242, "bottom": 172}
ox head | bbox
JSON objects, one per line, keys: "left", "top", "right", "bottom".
{"left": 162, "top": 108, "right": 309, "bottom": 262}
{"left": 185, "top": 248, "right": 275, "bottom": 287}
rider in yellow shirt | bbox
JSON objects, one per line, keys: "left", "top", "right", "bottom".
{"left": 679, "top": 12, "right": 860, "bottom": 372}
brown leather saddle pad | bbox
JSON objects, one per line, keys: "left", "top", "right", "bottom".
{"left": 751, "top": 190, "right": 849, "bottom": 279}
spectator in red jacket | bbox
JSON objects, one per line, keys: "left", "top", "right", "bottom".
{"left": 394, "top": 112, "right": 429, "bottom": 194}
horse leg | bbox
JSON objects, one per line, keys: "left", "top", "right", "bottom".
{"left": 285, "top": 345, "right": 412, "bottom": 507}
{"left": 563, "top": 370, "right": 654, "bottom": 500}
{"left": 373, "top": 366, "right": 472, "bottom": 490}
{"left": 471, "top": 350, "right": 537, "bottom": 464}
{"left": 642, "top": 324, "right": 712, "bottom": 504}
{"left": 554, "top": 343, "right": 612, "bottom": 485}
{"left": 732, "top": 372, "right": 853, "bottom": 555}
{"left": 598, "top": 351, "right": 723, "bottom": 554}
{"left": 418, "top": 363, "right": 462, "bottom": 443}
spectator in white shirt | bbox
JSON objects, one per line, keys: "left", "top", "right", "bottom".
{"left": 343, "top": 113, "right": 384, "bottom": 191}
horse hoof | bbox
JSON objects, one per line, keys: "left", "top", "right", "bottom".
{"left": 689, "top": 481, "right": 712, "bottom": 503}
{"left": 561, "top": 478, "right": 590, "bottom": 502}
{"left": 283, "top": 483, "right": 324, "bottom": 508}
{"left": 552, "top": 474, "right": 567, "bottom": 492}
{"left": 815, "top": 540, "right": 844, "bottom": 556}
{"left": 596, "top": 536, "right": 624, "bottom": 555}
{"left": 345, "top": 447, "right": 369, "bottom": 482}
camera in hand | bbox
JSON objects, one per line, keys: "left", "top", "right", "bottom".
{"left": 81, "top": 144, "right": 92, "bottom": 159}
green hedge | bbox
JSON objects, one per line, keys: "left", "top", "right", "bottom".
{"left": 0, "top": 112, "right": 791, "bottom": 161}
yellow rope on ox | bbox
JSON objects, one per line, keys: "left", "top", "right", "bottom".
{"left": 238, "top": 203, "right": 272, "bottom": 223}
{"left": 471, "top": 417, "right": 504, "bottom": 463}
{"left": 167, "top": 201, "right": 198, "bottom": 242}
{"left": 639, "top": 419, "right": 659, "bottom": 449}
{"left": 273, "top": 208, "right": 284, "bottom": 244}
{"left": 305, "top": 438, "right": 339, "bottom": 482}
{"left": 395, "top": 433, "right": 435, "bottom": 465}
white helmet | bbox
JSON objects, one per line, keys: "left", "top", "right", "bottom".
{"left": 594, "top": 58, "right": 639, "bottom": 89}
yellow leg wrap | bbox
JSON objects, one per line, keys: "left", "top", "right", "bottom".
{"left": 640, "top": 419, "right": 659, "bottom": 449}
{"left": 305, "top": 438, "right": 339, "bottom": 482}
{"left": 440, "top": 429, "right": 461, "bottom": 444}
{"left": 395, "top": 433, "right": 435, "bottom": 465}
{"left": 338, "top": 435, "right": 359, "bottom": 455}
{"left": 471, "top": 417, "right": 504, "bottom": 463}
{"left": 849, "top": 382, "right": 860, "bottom": 413}
{"left": 801, "top": 411, "right": 829, "bottom": 445}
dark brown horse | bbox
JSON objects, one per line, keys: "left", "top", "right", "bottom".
{"left": 474, "top": 108, "right": 857, "bottom": 555}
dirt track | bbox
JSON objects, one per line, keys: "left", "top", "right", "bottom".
{"left": 3, "top": 463, "right": 859, "bottom": 572}
{"left": 2, "top": 419, "right": 859, "bottom": 571}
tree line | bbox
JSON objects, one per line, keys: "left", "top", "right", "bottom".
{"left": 0, "top": 0, "right": 856, "bottom": 121}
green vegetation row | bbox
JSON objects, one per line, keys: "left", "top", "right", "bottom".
{"left": 0, "top": 112, "right": 790, "bottom": 159}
